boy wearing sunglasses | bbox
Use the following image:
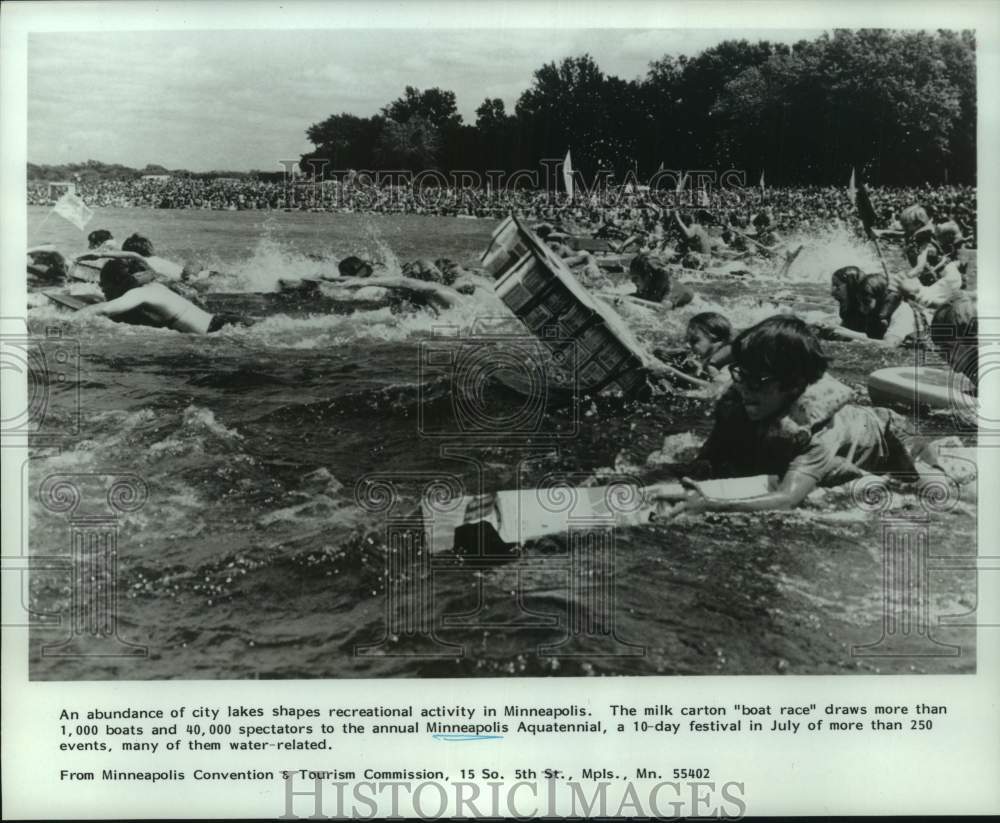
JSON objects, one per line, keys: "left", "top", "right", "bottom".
{"left": 659, "top": 316, "right": 944, "bottom": 517}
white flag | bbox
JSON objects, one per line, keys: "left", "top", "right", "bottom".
{"left": 52, "top": 191, "right": 94, "bottom": 232}
{"left": 562, "top": 149, "right": 574, "bottom": 198}
{"left": 847, "top": 168, "right": 856, "bottom": 202}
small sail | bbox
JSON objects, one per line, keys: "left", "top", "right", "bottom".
{"left": 562, "top": 149, "right": 574, "bottom": 198}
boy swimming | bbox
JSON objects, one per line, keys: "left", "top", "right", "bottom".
{"left": 77, "top": 259, "right": 246, "bottom": 334}
{"left": 655, "top": 316, "right": 950, "bottom": 516}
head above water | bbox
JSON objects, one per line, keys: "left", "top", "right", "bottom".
{"left": 686, "top": 312, "right": 732, "bottom": 361}
{"left": 629, "top": 254, "right": 671, "bottom": 302}
{"left": 687, "top": 312, "right": 733, "bottom": 344}
{"left": 99, "top": 258, "right": 154, "bottom": 300}
{"left": 122, "top": 233, "right": 154, "bottom": 257}
{"left": 730, "top": 316, "right": 828, "bottom": 419}
{"left": 899, "top": 204, "right": 932, "bottom": 237}
{"left": 338, "top": 256, "right": 373, "bottom": 278}
{"left": 930, "top": 293, "right": 978, "bottom": 389}
{"left": 87, "top": 229, "right": 113, "bottom": 250}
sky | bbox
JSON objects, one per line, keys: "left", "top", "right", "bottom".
{"left": 28, "top": 28, "right": 823, "bottom": 172}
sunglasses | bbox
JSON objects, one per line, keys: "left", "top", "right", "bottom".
{"left": 729, "top": 365, "right": 777, "bottom": 390}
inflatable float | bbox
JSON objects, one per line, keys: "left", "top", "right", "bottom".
{"left": 868, "top": 365, "right": 977, "bottom": 416}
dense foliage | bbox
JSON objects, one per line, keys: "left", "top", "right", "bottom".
{"left": 28, "top": 30, "right": 974, "bottom": 187}
{"left": 301, "top": 29, "right": 976, "bottom": 185}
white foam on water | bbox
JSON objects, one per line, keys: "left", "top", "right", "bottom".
{"left": 235, "top": 285, "right": 510, "bottom": 348}
{"left": 782, "top": 225, "right": 887, "bottom": 284}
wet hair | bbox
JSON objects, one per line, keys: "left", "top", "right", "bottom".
{"left": 629, "top": 254, "right": 671, "bottom": 302}
{"left": 832, "top": 266, "right": 889, "bottom": 339}
{"left": 99, "top": 258, "right": 142, "bottom": 300}
{"left": 930, "top": 293, "right": 978, "bottom": 389}
{"left": 687, "top": 312, "right": 732, "bottom": 343}
{"left": 87, "top": 229, "right": 113, "bottom": 249}
{"left": 121, "top": 233, "right": 154, "bottom": 257}
{"left": 338, "top": 255, "right": 373, "bottom": 278}
{"left": 731, "top": 315, "right": 828, "bottom": 389}
{"left": 899, "top": 204, "right": 931, "bottom": 235}
{"left": 403, "top": 259, "right": 444, "bottom": 284}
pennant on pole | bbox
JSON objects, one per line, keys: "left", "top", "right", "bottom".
{"left": 52, "top": 191, "right": 94, "bottom": 232}
{"left": 856, "top": 182, "right": 878, "bottom": 239}
{"left": 562, "top": 150, "right": 574, "bottom": 199}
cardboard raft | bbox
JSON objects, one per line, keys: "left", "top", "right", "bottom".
{"left": 485, "top": 214, "right": 661, "bottom": 396}
{"left": 421, "top": 477, "right": 775, "bottom": 554}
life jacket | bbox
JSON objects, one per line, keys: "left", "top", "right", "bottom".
{"left": 706, "top": 375, "right": 855, "bottom": 476}
{"left": 771, "top": 375, "right": 855, "bottom": 447}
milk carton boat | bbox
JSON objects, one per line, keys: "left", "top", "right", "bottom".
{"left": 485, "top": 214, "right": 660, "bottom": 397}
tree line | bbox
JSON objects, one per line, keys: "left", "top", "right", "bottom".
{"left": 301, "top": 29, "right": 976, "bottom": 186}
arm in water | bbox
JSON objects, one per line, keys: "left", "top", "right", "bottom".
{"left": 651, "top": 471, "right": 819, "bottom": 517}
{"left": 333, "top": 276, "right": 468, "bottom": 310}
{"left": 674, "top": 209, "right": 696, "bottom": 240}
{"left": 77, "top": 282, "right": 215, "bottom": 334}
{"left": 74, "top": 250, "right": 149, "bottom": 265}
{"left": 76, "top": 287, "right": 151, "bottom": 318}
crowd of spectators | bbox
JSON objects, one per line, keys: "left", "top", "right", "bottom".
{"left": 27, "top": 177, "right": 977, "bottom": 247}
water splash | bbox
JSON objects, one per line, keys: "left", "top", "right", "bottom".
{"left": 782, "top": 225, "right": 887, "bottom": 283}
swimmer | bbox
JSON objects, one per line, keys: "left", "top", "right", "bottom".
{"left": 87, "top": 228, "right": 119, "bottom": 251}
{"left": 650, "top": 316, "right": 953, "bottom": 515}
{"left": 682, "top": 312, "right": 733, "bottom": 384}
{"left": 77, "top": 258, "right": 247, "bottom": 334}
{"left": 823, "top": 266, "right": 890, "bottom": 341}
{"left": 628, "top": 254, "right": 693, "bottom": 309}
{"left": 119, "top": 233, "right": 187, "bottom": 280}
{"left": 27, "top": 245, "right": 68, "bottom": 285}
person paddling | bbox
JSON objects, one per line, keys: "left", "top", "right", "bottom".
{"left": 77, "top": 258, "right": 246, "bottom": 333}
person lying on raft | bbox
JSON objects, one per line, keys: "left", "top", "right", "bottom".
{"left": 819, "top": 266, "right": 891, "bottom": 342}
{"left": 627, "top": 254, "right": 693, "bottom": 309}
{"left": 87, "top": 228, "right": 119, "bottom": 252}
{"left": 671, "top": 210, "right": 714, "bottom": 268}
{"left": 330, "top": 256, "right": 482, "bottom": 312}
{"left": 820, "top": 256, "right": 963, "bottom": 348}
{"left": 881, "top": 256, "right": 966, "bottom": 347}
{"left": 77, "top": 233, "right": 215, "bottom": 291}
{"left": 651, "top": 312, "right": 734, "bottom": 391}
{"left": 649, "top": 316, "right": 952, "bottom": 516}
{"left": 874, "top": 209, "right": 967, "bottom": 336}
{"left": 682, "top": 312, "right": 733, "bottom": 384}
{"left": 77, "top": 259, "right": 247, "bottom": 334}
{"left": 27, "top": 245, "right": 68, "bottom": 286}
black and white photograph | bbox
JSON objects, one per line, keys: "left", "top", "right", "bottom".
{"left": 3, "top": 1, "right": 999, "bottom": 817}
{"left": 19, "top": 20, "right": 984, "bottom": 681}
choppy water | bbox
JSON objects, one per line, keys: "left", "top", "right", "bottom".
{"left": 25, "top": 207, "right": 976, "bottom": 678}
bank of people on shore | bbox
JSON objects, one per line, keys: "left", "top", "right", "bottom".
{"left": 27, "top": 178, "right": 977, "bottom": 248}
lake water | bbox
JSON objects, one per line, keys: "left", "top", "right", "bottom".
{"left": 25, "top": 206, "right": 977, "bottom": 679}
